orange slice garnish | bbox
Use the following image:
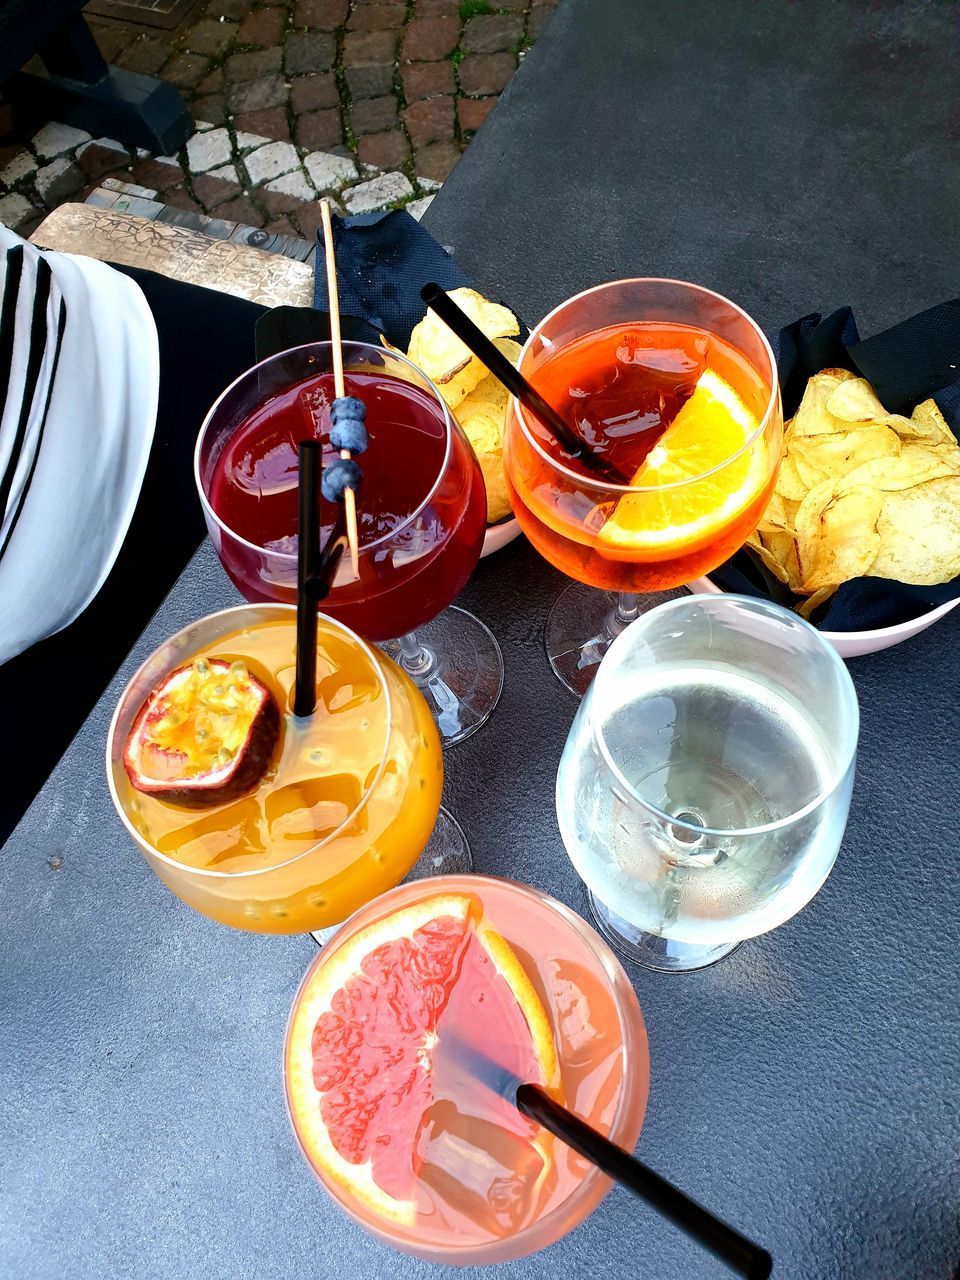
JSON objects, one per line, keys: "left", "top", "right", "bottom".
{"left": 597, "top": 369, "right": 767, "bottom": 560}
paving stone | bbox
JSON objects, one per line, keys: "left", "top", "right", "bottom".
{"left": 162, "top": 51, "right": 213, "bottom": 91}
{"left": 294, "top": 0, "right": 349, "bottom": 28}
{"left": 343, "top": 30, "right": 398, "bottom": 65}
{"left": 265, "top": 168, "right": 315, "bottom": 201}
{"left": 214, "top": 0, "right": 251, "bottom": 18}
{"left": 457, "top": 95, "right": 498, "bottom": 133}
{"left": 90, "top": 22, "right": 129, "bottom": 62}
{"left": 347, "top": 4, "right": 405, "bottom": 31}
{"left": 458, "top": 52, "right": 516, "bottom": 95}
{"left": 75, "top": 140, "right": 130, "bottom": 181}
{"left": 290, "top": 73, "right": 339, "bottom": 113}
{"left": 32, "top": 122, "right": 92, "bottom": 160}
{"left": 237, "top": 6, "right": 286, "bottom": 47}
{"left": 102, "top": 177, "right": 158, "bottom": 198}
{"left": 192, "top": 170, "right": 243, "bottom": 208}
{"left": 285, "top": 31, "right": 336, "bottom": 75}
{"left": 215, "top": 196, "right": 266, "bottom": 228}
{"left": 189, "top": 94, "right": 230, "bottom": 127}
{"left": 195, "top": 66, "right": 226, "bottom": 95}
{"left": 183, "top": 17, "right": 237, "bottom": 57}
{"left": 115, "top": 37, "right": 169, "bottom": 76}
{"left": 0, "top": 151, "right": 37, "bottom": 186}
{"left": 233, "top": 108, "right": 291, "bottom": 140}
{"left": 344, "top": 64, "right": 394, "bottom": 99}
{"left": 131, "top": 157, "right": 185, "bottom": 192}
{"left": 528, "top": 2, "right": 557, "bottom": 37}
{"left": 226, "top": 48, "right": 282, "bottom": 82}
{"left": 406, "top": 193, "right": 435, "bottom": 220}
{"left": 0, "top": 193, "right": 37, "bottom": 232}
{"left": 292, "top": 202, "right": 327, "bottom": 242}
{"left": 304, "top": 150, "right": 358, "bottom": 189}
{"left": 400, "top": 60, "right": 455, "bottom": 102}
{"left": 412, "top": 0, "right": 459, "bottom": 13}
{"left": 235, "top": 130, "right": 272, "bottom": 153}
{"left": 228, "top": 73, "right": 287, "bottom": 113}
{"left": 414, "top": 140, "right": 460, "bottom": 182}
{"left": 350, "top": 96, "right": 398, "bottom": 135}
{"left": 462, "top": 14, "right": 524, "bottom": 54}
{"left": 343, "top": 170, "right": 413, "bottom": 213}
{"left": 260, "top": 187, "right": 306, "bottom": 216}
{"left": 34, "top": 158, "right": 84, "bottom": 204}
{"left": 357, "top": 129, "right": 409, "bottom": 168}
{"left": 163, "top": 186, "right": 204, "bottom": 214}
{"left": 186, "top": 127, "right": 232, "bottom": 173}
{"left": 207, "top": 162, "right": 241, "bottom": 184}
{"left": 295, "top": 109, "right": 343, "bottom": 150}
{"left": 401, "top": 17, "right": 459, "bottom": 61}
{"left": 244, "top": 140, "right": 301, "bottom": 185}
{"left": 194, "top": 120, "right": 216, "bottom": 133}
{"left": 265, "top": 215, "right": 302, "bottom": 238}
{"left": 402, "top": 96, "right": 453, "bottom": 148}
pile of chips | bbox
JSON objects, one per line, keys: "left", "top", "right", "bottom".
{"left": 749, "top": 369, "right": 960, "bottom": 617}
{"left": 390, "top": 288, "right": 522, "bottom": 524}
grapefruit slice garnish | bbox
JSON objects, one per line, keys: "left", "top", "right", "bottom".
{"left": 285, "top": 894, "right": 560, "bottom": 1227}
{"left": 123, "top": 658, "right": 280, "bottom": 806}
{"left": 596, "top": 369, "right": 768, "bottom": 560}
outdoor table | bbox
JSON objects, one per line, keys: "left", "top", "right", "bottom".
{"left": 3, "top": 2, "right": 959, "bottom": 1277}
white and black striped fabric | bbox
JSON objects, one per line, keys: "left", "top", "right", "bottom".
{"left": 0, "top": 225, "right": 159, "bottom": 664}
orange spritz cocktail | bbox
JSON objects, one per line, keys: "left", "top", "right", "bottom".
{"left": 107, "top": 604, "right": 442, "bottom": 933}
{"left": 503, "top": 279, "right": 782, "bottom": 693}
{"left": 285, "top": 875, "right": 649, "bottom": 1265}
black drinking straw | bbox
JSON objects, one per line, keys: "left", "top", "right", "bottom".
{"left": 420, "top": 282, "right": 630, "bottom": 484}
{"left": 451, "top": 1039, "right": 772, "bottom": 1279}
{"left": 294, "top": 441, "right": 348, "bottom": 718}
{"left": 516, "top": 1084, "right": 773, "bottom": 1279}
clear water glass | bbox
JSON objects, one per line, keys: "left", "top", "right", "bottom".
{"left": 556, "top": 595, "right": 859, "bottom": 972}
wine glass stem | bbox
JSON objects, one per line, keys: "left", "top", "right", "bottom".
{"left": 397, "top": 631, "right": 438, "bottom": 681}
{"left": 613, "top": 592, "right": 641, "bottom": 633}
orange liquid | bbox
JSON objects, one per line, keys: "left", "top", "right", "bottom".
{"left": 286, "top": 876, "right": 649, "bottom": 1264}
{"left": 113, "top": 616, "right": 442, "bottom": 933}
{"left": 504, "top": 321, "right": 778, "bottom": 591}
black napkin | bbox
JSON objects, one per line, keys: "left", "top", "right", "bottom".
{"left": 711, "top": 302, "right": 960, "bottom": 631}
{"left": 311, "top": 209, "right": 471, "bottom": 349}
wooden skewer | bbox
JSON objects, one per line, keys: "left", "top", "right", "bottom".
{"left": 319, "top": 198, "right": 361, "bottom": 581}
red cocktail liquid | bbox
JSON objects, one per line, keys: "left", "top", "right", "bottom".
{"left": 206, "top": 370, "right": 487, "bottom": 641}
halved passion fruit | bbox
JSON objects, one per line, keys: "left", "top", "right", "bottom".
{"left": 123, "top": 657, "right": 281, "bottom": 806}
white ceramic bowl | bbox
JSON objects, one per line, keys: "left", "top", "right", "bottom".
{"left": 481, "top": 516, "right": 521, "bottom": 557}
{"left": 689, "top": 575, "right": 959, "bottom": 658}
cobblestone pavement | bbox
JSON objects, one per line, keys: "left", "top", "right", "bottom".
{"left": 0, "top": 0, "right": 557, "bottom": 241}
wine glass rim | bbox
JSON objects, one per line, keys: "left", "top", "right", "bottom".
{"left": 193, "top": 340, "right": 456, "bottom": 561}
{"left": 589, "top": 593, "right": 859, "bottom": 837}
{"left": 512, "top": 277, "right": 781, "bottom": 494}
{"left": 283, "top": 873, "right": 649, "bottom": 1261}
{"left": 105, "top": 603, "right": 398, "bottom": 880}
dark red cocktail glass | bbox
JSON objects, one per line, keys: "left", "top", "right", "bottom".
{"left": 195, "top": 342, "right": 503, "bottom": 745}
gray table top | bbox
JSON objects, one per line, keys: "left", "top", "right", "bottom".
{"left": 4, "top": 2, "right": 960, "bottom": 1278}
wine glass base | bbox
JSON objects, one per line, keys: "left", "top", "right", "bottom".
{"left": 310, "top": 807, "right": 472, "bottom": 946}
{"left": 546, "top": 582, "right": 688, "bottom": 697}
{"left": 382, "top": 606, "right": 503, "bottom": 747}
{"left": 587, "top": 891, "right": 741, "bottom": 972}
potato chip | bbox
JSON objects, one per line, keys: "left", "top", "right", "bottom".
{"left": 762, "top": 530, "right": 803, "bottom": 590}
{"left": 789, "top": 426, "right": 900, "bottom": 484}
{"left": 458, "top": 405, "right": 502, "bottom": 458}
{"left": 406, "top": 287, "right": 519, "bottom": 409}
{"left": 776, "top": 453, "right": 808, "bottom": 501}
{"left": 477, "top": 449, "right": 512, "bottom": 524}
{"left": 792, "top": 368, "right": 855, "bottom": 437}
{"left": 797, "top": 585, "right": 839, "bottom": 621}
{"left": 842, "top": 449, "right": 959, "bottom": 492}
{"left": 867, "top": 477, "right": 960, "bottom": 585}
{"left": 900, "top": 398, "right": 955, "bottom": 446}
{"left": 458, "top": 372, "right": 509, "bottom": 420}
{"left": 824, "top": 376, "right": 889, "bottom": 423}
{"left": 794, "top": 479, "right": 883, "bottom": 591}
